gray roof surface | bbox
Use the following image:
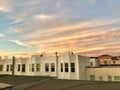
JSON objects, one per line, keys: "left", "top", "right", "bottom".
{"left": 0, "top": 75, "right": 49, "bottom": 86}
{"left": 0, "top": 75, "right": 120, "bottom": 90}
{"left": 23, "top": 79, "right": 120, "bottom": 90}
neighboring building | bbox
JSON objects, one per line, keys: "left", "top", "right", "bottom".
{"left": 86, "top": 67, "right": 120, "bottom": 81}
{"left": 89, "top": 57, "right": 99, "bottom": 67}
{"left": 99, "top": 55, "right": 120, "bottom": 66}
{"left": 86, "top": 55, "right": 120, "bottom": 81}
{"left": 0, "top": 52, "right": 90, "bottom": 80}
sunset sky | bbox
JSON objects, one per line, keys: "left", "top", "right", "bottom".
{"left": 0, "top": 0, "right": 120, "bottom": 57}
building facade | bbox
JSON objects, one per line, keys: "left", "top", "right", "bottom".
{"left": 99, "top": 55, "right": 120, "bottom": 66}
{"left": 1, "top": 53, "right": 120, "bottom": 81}
{"left": 0, "top": 52, "right": 90, "bottom": 80}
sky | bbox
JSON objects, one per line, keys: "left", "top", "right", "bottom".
{"left": 0, "top": 0, "right": 120, "bottom": 57}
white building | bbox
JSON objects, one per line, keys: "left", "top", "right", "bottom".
{"left": 2, "top": 52, "right": 120, "bottom": 82}
{"left": 0, "top": 52, "right": 90, "bottom": 80}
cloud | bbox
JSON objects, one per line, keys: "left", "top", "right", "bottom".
{"left": 1, "top": 0, "right": 120, "bottom": 56}
{"left": 0, "top": 0, "right": 12, "bottom": 12}
{"left": 0, "top": 33, "right": 5, "bottom": 37}
{"left": 0, "top": 51, "right": 31, "bottom": 58}
{"left": 10, "top": 40, "right": 31, "bottom": 48}
{"left": 35, "top": 14, "right": 57, "bottom": 20}
{"left": 21, "top": 19, "right": 119, "bottom": 55}
{"left": 0, "top": 6, "right": 10, "bottom": 12}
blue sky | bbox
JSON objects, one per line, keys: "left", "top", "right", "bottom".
{"left": 0, "top": 0, "right": 120, "bottom": 57}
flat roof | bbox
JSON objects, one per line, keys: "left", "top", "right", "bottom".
{"left": 0, "top": 75, "right": 51, "bottom": 87}
{"left": 23, "top": 79, "right": 120, "bottom": 90}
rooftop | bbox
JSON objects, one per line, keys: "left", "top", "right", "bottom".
{"left": 0, "top": 75, "right": 51, "bottom": 90}
{"left": 0, "top": 75, "right": 120, "bottom": 90}
{"left": 23, "top": 79, "right": 120, "bottom": 90}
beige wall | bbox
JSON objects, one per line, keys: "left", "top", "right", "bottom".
{"left": 86, "top": 68, "right": 120, "bottom": 81}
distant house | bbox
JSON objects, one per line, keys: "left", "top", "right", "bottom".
{"left": 99, "top": 55, "right": 120, "bottom": 66}
{"left": 86, "top": 55, "right": 120, "bottom": 82}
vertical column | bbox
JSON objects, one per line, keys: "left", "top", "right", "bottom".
{"left": 12, "top": 56, "right": 15, "bottom": 75}
{"left": 55, "top": 52, "right": 58, "bottom": 78}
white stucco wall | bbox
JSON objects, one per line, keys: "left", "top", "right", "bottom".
{"left": 58, "top": 53, "right": 78, "bottom": 80}
{"left": 0, "top": 52, "right": 90, "bottom": 80}
{"left": 78, "top": 56, "right": 90, "bottom": 80}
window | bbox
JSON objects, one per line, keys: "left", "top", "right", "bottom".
{"left": 6, "top": 65, "right": 9, "bottom": 72}
{"left": 61, "top": 63, "right": 63, "bottom": 72}
{"left": 0, "top": 65, "right": 3, "bottom": 71}
{"left": 90, "top": 75, "right": 95, "bottom": 80}
{"left": 108, "top": 75, "right": 112, "bottom": 81}
{"left": 65, "top": 63, "right": 68, "bottom": 72}
{"left": 22, "top": 64, "right": 26, "bottom": 72}
{"left": 113, "top": 61, "right": 116, "bottom": 64}
{"left": 114, "top": 76, "right": 120, "bottom": 81}
{"left": 71, "top": 63, "right": 75, "bottom": 72}
{"left": 10, "top": 64, "right": 13, "bottom": 71}
{"left": 99, "top": 76, "right": 103, "bottom": 81}
{"left": 18, "top": 64, "right": 20, "bottom": 72}
{"left": 32, "top": 64, "right": 35, "bottom": 72}
{"left": 103, "top": 61, "right": 107, "bottom": 64}
{"left": 91, "top": 62, "right": 93, "bottom": 66}
{"left": 36, "top": 64, "right": 40, "bottom": 71}
{"left": 51, "top": 63, "right": 55, "bottom": 72}
{"left": 45, "top": 63, "right": 49, "bottom": 72}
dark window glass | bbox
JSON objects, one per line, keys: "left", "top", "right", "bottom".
{"left": 0, "top": 65, "right": 3, "bottom": 71}
{"left": 18, "top": 64, "right": 20, "bottom": 72}
{"left": 113, "top": 61, "right": 116, "bottom": 64}
{"left": 10, "top": 64, "right": 13, "bottom": 71}
{"left": 32, "top": 64, "right": 35, "bottom": 72}
{"left": 51, "top": 63, "right": 55, "bottom": 72}
{"left": 61, "top": 63, "right": 63, "bottom": 72}
{"left": 71, "top": 63, "right": 75, "bottom": 72}
{"left": 45, "top": 63, "right": 49, "bottom": 72}
{"left": 22, "top": 64, "right": 26, "bottom": 72}
{"left": 65, "top": 63, "right": 68, "bottom": 72}
{"left": 36, "top": 64, "right": 40, "bottom": 71}
{"left": 104, "top": 61, "right": 107, "bottom": 64}
{"left": 6, "top": 65, "right": 9, "bottom": 72}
